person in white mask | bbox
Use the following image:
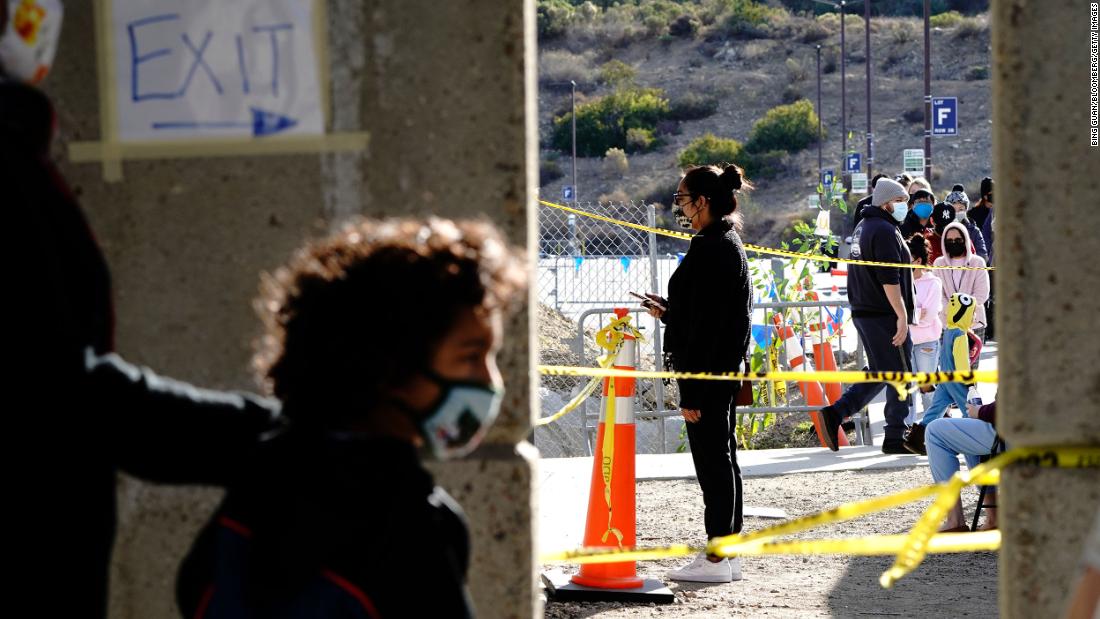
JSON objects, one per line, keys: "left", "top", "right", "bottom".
{"left": 177, "top": 218, "right": 526, "bottom": 619}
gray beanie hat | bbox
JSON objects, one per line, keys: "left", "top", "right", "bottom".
{"left": 872, "top": 178, "right": 908, "bottom": 207}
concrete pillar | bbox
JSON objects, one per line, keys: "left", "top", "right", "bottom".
{"left": 47, "top": 1, "right": 537, "bottom": 617}
{"left": 993, "top": 2, "right": 1100, "bottom": 617}
{"left": 355, "top": 3, "right": 540, "bottom": 618}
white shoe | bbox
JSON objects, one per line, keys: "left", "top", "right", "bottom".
{"left": 667, "top": 553, "right": 742, "bottom": 583}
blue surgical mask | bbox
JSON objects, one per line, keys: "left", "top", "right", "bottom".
{"left": 891, "top": 201, "right": 909, "bottom": 223}
{"left": 913, "top": 202, "right": 933, "bottom": 219}
{"left": 415, "top": 370, "right": 503, "bottom": 460}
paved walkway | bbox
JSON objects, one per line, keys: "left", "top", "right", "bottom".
{"left": 538, "top": 343, "right": 999, "bottom": 552}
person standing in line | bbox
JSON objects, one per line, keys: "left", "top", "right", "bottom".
{"left": 850, "top": 173, "right": 889, "bottom": 236}
{"left": 821, "top": 178, "right": 915, "bottom": 454}
{"left": 945, "top": 185, "right": 989, "bottom": 263}
{"left": 906, "top": 234, "right": 943, "bottom": 425}
{"left": 933, "top": 222, "right": 990, "bottom": 347}
{"left": 970, "top": 177, "right": 996, "bottom": 341}
{"left": 644, "top": 164, "right": 753, "bottom": 583}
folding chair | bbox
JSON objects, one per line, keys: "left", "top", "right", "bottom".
{"left": 971, "top": 436, "right": 1006, "bottom": 532}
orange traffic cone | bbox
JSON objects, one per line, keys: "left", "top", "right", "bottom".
{"left": 773, "top": 314, "right": 849, "bottom": 449}
{"left": 804, "top": 294, "right": 842, "bottom": 405}
{"left": 572, "top": 308, "right": 643, "bottom": 589}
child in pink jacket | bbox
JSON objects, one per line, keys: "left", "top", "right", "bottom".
{"left": 907, "top": 234, "right": 943, "bottom": 423}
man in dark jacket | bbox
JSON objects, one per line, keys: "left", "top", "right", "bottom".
{"left": 822, "top": 178, "right": 915, "bottom": 454}
{"left": 2, "top": 9, "right": 278, "bottom": 617}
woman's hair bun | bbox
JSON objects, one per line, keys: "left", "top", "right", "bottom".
{"left": 720, "top": 164, "right": 743, "bottom": 191}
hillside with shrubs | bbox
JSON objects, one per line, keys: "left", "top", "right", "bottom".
{"left": 536, "top": 0, "right": 993, "bottom": 249}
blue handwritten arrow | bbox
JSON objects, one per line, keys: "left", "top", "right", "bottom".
{"left": 151, "top": 107, "right": 297, "bottom": 137}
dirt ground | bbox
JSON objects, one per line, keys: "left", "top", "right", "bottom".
{"left": 543, "top": 466, "right": 997, "bottom": 618}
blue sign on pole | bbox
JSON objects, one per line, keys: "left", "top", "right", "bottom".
{"left": 821, "top": 169, "right": 834, "bottom": 188}
{"left": 845, "top": 153, "right": 862, "bottom": 174}
{"left": 932, "top": 97, "right": 958, "bottom": 136}
{"left": 562, "top": 185, "right": 575, "bottom": 201}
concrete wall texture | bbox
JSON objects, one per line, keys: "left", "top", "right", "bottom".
{"left": 993, "top": 1, "right": 1100, "bottom": 617}
{"left": 46, "top": 1, "right": 538, "bottom": 618}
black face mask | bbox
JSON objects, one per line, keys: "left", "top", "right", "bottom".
{"left": 945, "top": 239, "right": 967, "bottom": 258}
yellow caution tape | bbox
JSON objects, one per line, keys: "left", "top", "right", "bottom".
{"left": 542, "top": 532, "right": 1000, "bottom": 565}
{"left": 882, "top": 446, "right": 1100, "bottom": 587}
{"left": 538, "top": 365, "right": 996, "bottom": 399}
{"left": 535, "top": 314, "right": 643, "bottom": 427}
{"left": 540, "top": 446, "right": 1100, "bottom": 588}
{"left": 540, "top": 199, "right": 994, "bottom": 272}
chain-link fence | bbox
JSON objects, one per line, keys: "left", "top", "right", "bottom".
{"left": 535, "top": 201, "right": 680, "bottom": 457}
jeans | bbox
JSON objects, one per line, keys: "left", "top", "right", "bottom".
{"left": 926, "top": 417, "right": 998, "bottom": 483}
{"left": 832, "top": 314, "right": 913, "bottom": 442}
{"left": 685, "top": 383, "right": 743, "bottom": 539}
{"left": 908, "top": 338, "right": 941, "bottom": 425}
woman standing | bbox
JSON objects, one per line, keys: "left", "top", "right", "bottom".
{"left": 933, "top": 222, "right": 990, "bottom": 347}
{"left": 645, "top": 164, "right": 752, "bottom": 583}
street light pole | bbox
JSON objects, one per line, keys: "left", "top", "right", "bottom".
{"left": 570, "top": 80, "right": 578, "bottom": 204}
{"left": 817, "top": 44, "right": 823, "bottom": 192}
{"left": 864, "top": 0, "right": 873, "bottom": 180}
{"left": 840, "top": 0, "right": 846, "bottom": 159}
{"left": 923, "top": 0, "right": 932, "bottom": 181}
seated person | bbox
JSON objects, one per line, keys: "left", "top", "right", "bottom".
{"left": 925, "top": 400, "right": 998, "bottom": 532}
{"left": 176, "top": 218, "right": 526, "bottom": 618}
{"left": 904, "top": 292, "right": 980, "bottom": 455}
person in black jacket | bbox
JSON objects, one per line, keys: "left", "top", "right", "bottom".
{"left": 643, "top": 164, "right": 752, "bottom": 584}
{"left": 177, "top": 218, "right": 527, "bottom": 618}
{"left": 3, "top": 10, "right": 278, "bottom": 617}
{"left": 822, "top": 178, "right": 915, "bottom": 454}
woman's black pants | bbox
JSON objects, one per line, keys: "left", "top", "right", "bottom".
{"left": 684, "top": 383, "right": 743, "bottom": 539}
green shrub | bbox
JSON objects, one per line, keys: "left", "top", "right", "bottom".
{"left": 677, "top": 133, "right": 744, "bottom": 168}
{"left": 964, "top": 65, "right": 989, "bottom": 81}
{"left": 668, "top": 92, "right": 720, "bottom": 121}
{"left": 625, "top": 127, "right": 658, "bottom": 153}
{"left": 603, "top": 147, "right": 629, "bottom": 176}
{"left": 953, "top": 16, "right": 988, "bottom": 39}
{"left": 551, "top": 87, "right": 670, "bottom": 157}
{"left": 539, "top": 159, "right": 565, "bottom": 186}
{"left": 713, "top": 0, "right": 785, "bottom": 39}
{"left": 741, "top": 149, "right": 788, "bottom": 180}
{"left": 929, "top": 10, "right": 964, "bottom": 28}
{"left": 539, "top": 50, "right": 595, "bottom": 86}
{"left": 537, "top": 0, "right": 575, "bottom": 40}
{"left": 745, "top": 99, "right": 821, "bottom": 154}
{"left": 598, "top": 59, "right": 637, "bottom": 87}
{"left": 668, "top": 14, "right": 700, "bottom": 37}
{"left": 785, "top": 57, "right": 808, "bottom": 83}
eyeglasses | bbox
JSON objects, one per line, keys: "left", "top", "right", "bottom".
{"left": 672, "top": 192, "right": 694, "bottom": 205}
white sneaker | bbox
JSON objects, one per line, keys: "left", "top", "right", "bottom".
{"left": 667, "top": 553, "right": 742, "bottom": 583}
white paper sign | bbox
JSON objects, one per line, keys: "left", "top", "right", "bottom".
{"left": 851, "top": 172, "right": 868, "bottom": 195}
{"left": 814, "top": 209, "right": 831, "bottom": 237}
{"left": 112, "top": 0, "right": 324, "bottom": 141}
{"left": 808, "top": 194, "right": 820, "bottom": 209}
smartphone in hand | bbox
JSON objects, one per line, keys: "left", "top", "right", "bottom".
{"left": 629, "top": 291, "right": 666, "bottom": 311}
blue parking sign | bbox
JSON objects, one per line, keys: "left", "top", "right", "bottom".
{"left": 932, "top": 97, "right": 958, "bottom": 136}
{"left": 562, "top": 185, "right": 575, "bottom": 201}
{"left": 845, "top": 153, "right": 862, "bottom": 173}
{"left": 821, "top": 169, "right": 834, "bottom": 188}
